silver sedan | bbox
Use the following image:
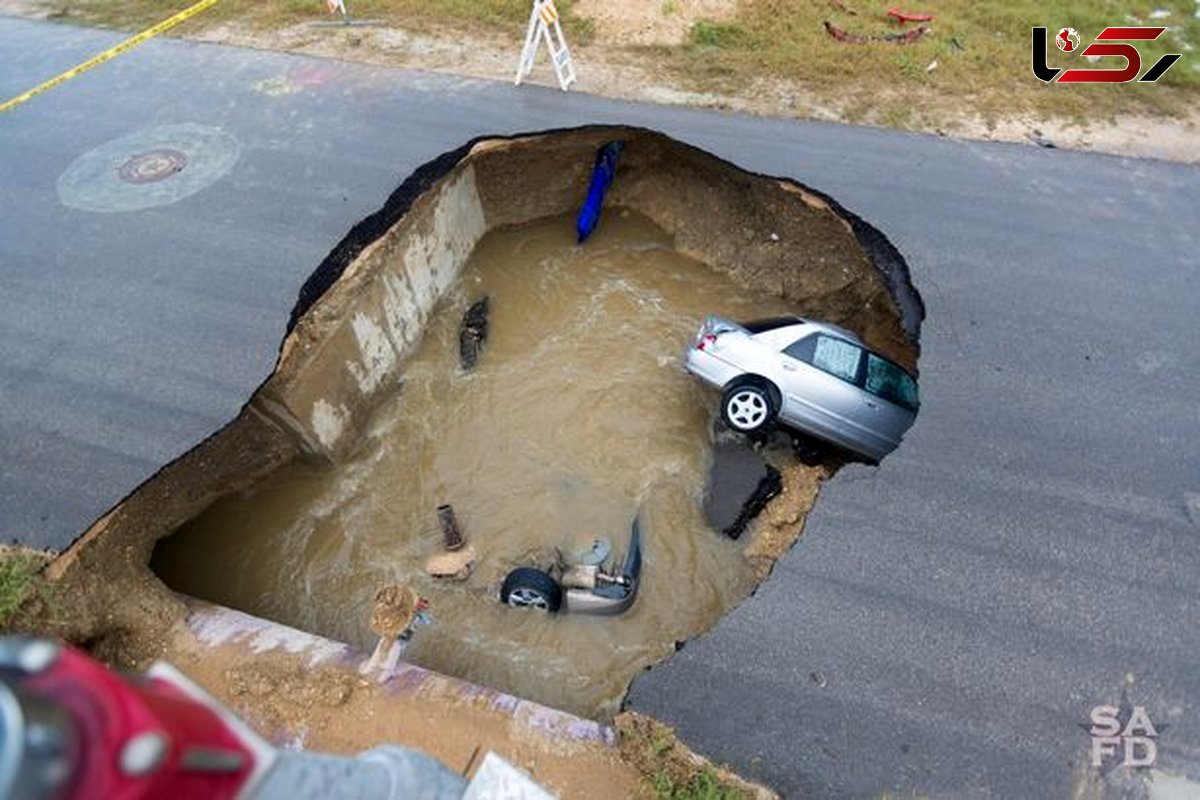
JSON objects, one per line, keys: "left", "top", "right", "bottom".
{"left": 684, "top": 316, "right": 919, "bottom": 462}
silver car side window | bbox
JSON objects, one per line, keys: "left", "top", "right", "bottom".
{"left": 866, "top": 354, "right": 920, "bottom": 411}
{"left": 783, "top": 333, "right": 816, "bottom": 363}
{"left": 812, "top": 336, "right": 862, "bottom": 382}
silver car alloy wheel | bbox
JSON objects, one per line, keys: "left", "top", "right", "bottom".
{"left": 508, "top": 588, "right": 550, "bottom": 609}
{"left": 726, "top": 389, "right": 768, "bottom": 430}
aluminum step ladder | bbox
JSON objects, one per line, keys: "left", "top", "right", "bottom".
{"left": 514, "top": 0, "right": 576, "bottom": 91}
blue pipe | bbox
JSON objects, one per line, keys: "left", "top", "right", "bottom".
{"left": 576, "top": 140, "right": 624, "bottom": 243}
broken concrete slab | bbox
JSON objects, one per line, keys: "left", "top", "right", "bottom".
{"left": 703, "top": 441, "right": 783, "bottom": 539}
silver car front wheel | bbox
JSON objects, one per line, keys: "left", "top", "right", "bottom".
{"left": 721, "top": 383, "right": 776, "bottom": 433}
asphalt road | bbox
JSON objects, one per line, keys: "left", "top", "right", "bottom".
{"left": 2, "top": 16, "right": 1198, "bottom": 798}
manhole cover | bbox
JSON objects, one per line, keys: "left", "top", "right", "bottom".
{"left": 57, "top": 123, "right": 239, "bottom": 213}
{"left": 117, "top": 148, "right": 188, "bottom": 184}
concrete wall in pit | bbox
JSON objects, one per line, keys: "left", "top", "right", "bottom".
{"left": 258, "top": 164, "right": 487, "bottom": 460}
{"left": 48, "top": 126, "right": 921, "bottom": 654}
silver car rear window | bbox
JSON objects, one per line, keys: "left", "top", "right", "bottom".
{"left": 742, "top": 316, "right": 803, "bottom": 334}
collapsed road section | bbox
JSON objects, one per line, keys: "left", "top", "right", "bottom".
{"left": 42, "top": 126, "right": 922, "bottom": 722}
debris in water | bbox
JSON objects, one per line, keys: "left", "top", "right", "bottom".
{"left": 362, "top": 584, "right": 431, "bottom": 675}
{"left": 370, "top": 584, "right": 428, "bottom": 640}
{"left": 501, "top": 515, "right": 644, "bottom": 616}
{"left": 424, "top": 548, "right": 476, "bottom": 580}
{"left": 704, "top": 441, "right": 783, "bottom": 540}
{"left": 458, "top": 297, "right": 490, "bottom": 370}
{"left": 438, "top": 503, "right": 466, "bottom": 551}
{"left": 425, "top": 504, "right": 476, "bottom": 579}
{"left": 578, "top": 537, "right": 613, "bottom": 566}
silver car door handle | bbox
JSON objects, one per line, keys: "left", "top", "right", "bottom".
{"left": 781, "top": 361, "right": 797, "bottom": 371}
{"left": 864, "top": 399, "right": 879, "bottom": 409}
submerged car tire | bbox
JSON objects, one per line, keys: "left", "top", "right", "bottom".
{"left": 500, "top": 568, "right": 563, "bottom": 612}
{"left": 721, "top": 380, "right": 778, "bottom": 434}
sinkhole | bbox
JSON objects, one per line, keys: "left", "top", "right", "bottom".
{"left": 93, "top": 126, "right": 921, "bottom": 720}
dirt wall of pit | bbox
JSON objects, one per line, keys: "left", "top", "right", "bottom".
{"left": 46, "top": 126, "right": 921, "bottom": 658}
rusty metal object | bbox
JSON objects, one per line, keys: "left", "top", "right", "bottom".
{"left": 886, "top": 7, "right": 935, "bottom": 24}
{"left": 823, "top": 19, "right": 930, "bottom": 44}
{"left": 426, "top": 504, "right": 474, "bottom": 579}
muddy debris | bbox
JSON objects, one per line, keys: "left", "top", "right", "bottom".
{"left": 225, "top": 664, "right": 356, "bottom": 709}
{"left": 437, "top": 503, "right": 467, "bottom": 551}
{"left": 424, "top": 548, "right": 476, "bottom": 580}
{"left": 458, "top": 296, "right": 490, "bottom": 370}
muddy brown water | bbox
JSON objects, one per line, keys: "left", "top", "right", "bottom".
{"left": 153, "top": 210, "right": 800, "bottom": 719}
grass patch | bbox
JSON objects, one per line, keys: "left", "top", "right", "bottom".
{"left": 652, "top": 766, "right": 749, "bottom": 800}
{"left": 666, "top": 0, "right": 1199, "bottom": 121}
{"left": 0, "top": 548, "right": 50, "bottom": 631}
{"left": 615, "top": 712, "right": 759, "bottom": 800}
{"left": 690, "top": 19, "right": 748, "bottom": 49}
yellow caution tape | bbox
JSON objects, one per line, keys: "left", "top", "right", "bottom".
{"left": 0, "top": 0, "right": 221, "bottom": 114}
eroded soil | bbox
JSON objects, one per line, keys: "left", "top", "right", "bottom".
{"left": 163, "top": 623, "right": 646, "bottom": 800}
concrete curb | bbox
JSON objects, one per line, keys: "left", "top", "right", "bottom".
{"left": 181, "top": 596, "right": 616, "bottom": 748}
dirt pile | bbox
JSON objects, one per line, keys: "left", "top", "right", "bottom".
{"left": 574, "top": 0, "right": 736, "bottom": 46}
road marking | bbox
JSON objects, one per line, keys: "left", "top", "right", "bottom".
{"left": 0, "top": 0, "right": 221, "bottom": 114}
